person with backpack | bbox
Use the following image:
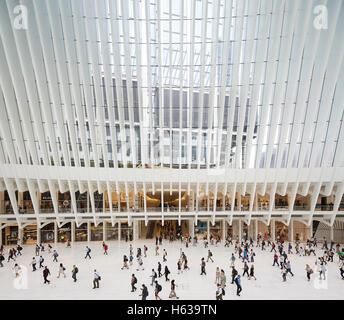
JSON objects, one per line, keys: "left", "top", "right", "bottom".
{"left": 285, "top": 261, "right": 294, "bottom": 277}
{"left": 150, "top": 269, "right": 157, "bottom": 286}
{"left": 131, "top": 274, "right": 137, "bottom": 292}
{"left": 305, "top": 264, "right": 313, "bottom": 281}
{"left": 52, "top": 250, "right": 59, "bottom": 262}
{"left": 30, "top": 257, "right": 37, "bottom": 271}
{"left": 57, "top": 263, "right": 66, "bottom": 278}
{"left": 72, "top": 265, "right": 78, "bottom": 282}
{"left": 93, "top": 269, "right": 101, "bottom": 289}
{"left": 200, "top": 258, "right": 206, "bottom": 275}
{"left": 169, "top": 280, "right": 179, "bottom": 299}
{"left": 139, "top": 284, "right": 149, "bottom": 300}
{"left": 155, "top": 280, "right": 162, "bottom": 300}
{"left": 164, "top": 265, "right": 171, "bottom": 281}
{"left": 207, "top": 250, "right": 214, "bottom": 263}
{"left": 235, "top": 275, "right": 242, "bottom": 296}
{"left": 43, "top": 266, "right": 51, "bottom": 284}
{"left": 85, "top": 246, "right": 91, "bottom": 259}
{"left": 231, "top": 266, "right": 238, "bottom": 284}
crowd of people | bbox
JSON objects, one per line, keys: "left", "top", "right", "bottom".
{"left": 0, "top": 231, "right": 343, "bottom": 300}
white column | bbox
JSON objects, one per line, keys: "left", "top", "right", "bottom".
{"left": 118, "top": 221, "right": 121, "bottom": 242}
{"left": 54, "top": 221, "right": 58, "bottom": 244}
{"left": 0, "top": 225, "right": 2, "bottom": 246}
{"left": 289, "top": 220, "right": 294, "bottom": 242}
{"left": 330, "top": 225, "right": 334, "bottom": 241}
{"left": 238, "top": 219, "right": 242, "bottom": 241}
{"left": 103, "top": 221, "right": 107, "bottom": 241}
{"left": 37, "top": 225, "right": 41, "bottom": 244}
{"left": 189, "top": 219, "right": 194, "bottom": 237}
{"left": 133, "top": 220, "right": 139, "bottom": 241}
{"left": 87, "top": 221, "right": 91, "bottom": 242}
{"left": 271, "top": 219, "right": 275, "bottom": 242}
{"left": 207, "top": 220, "right": 210, "bottom": 241}
{"left": 255, "top": 219, "right": 258, "bottom": 240}
{"left": 71, "top": 221, "right": 75, "bottom": 242}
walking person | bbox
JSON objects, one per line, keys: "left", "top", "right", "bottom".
{"left": 249, "top": 265, "right": 256, "bottom": 280}
{"left": 242, "top": 262, "right": 249, "bottom": 278}
{"left": 139, "top": 284, "right": 149, "bottom": 300}
{"left": 131, "top": 274, "right": 138, "bottom": 292}
{"left": 163, "top": 249, "right": 167, "bottom": 262}
{"left": 200, "top": 258, "right": 206, "bottom": 275}
{"left": 13, "top": 263, "right": 21, "bottom": 277}
{"left": 169, "top": 280, "right": 179, "bottom": 299}
{"left": 144, "top": 245, "right": 148, "bottom": 257}
{"left": 121, "top": 255, "right": 129, "bottom": 269}
{"left": 155, "top": 280, "right": 162, "bottom": 300}
{"left": 164, "top": 265, "right": 171, "bottom": 281}
{"left": 103, "top": 242, "right": 108, "bottom": 255}
{"left": 215, "top": 267, "right": 220, "bottom": 285}
{"left": 39, "top": 256, "right": 44, "bottom": 268}
{"left": 43, "top": 266, "right": 51, "bottom": 284}
{"left": 30, "top": 257, "right": 37, "bottom": 271}
{"left": 85, "top": 246, "right": 92, "bottom": 259}
{"left": 177, "top": 259, "right": 182, "bottom": 274}
{"left": 285, "top": 261, "right": 294, "bottom": 277}
{"left": 157, "top": 262, "right": 162, "bottom": 277}
{"left": 52, "top": 250, "right": 59, "bottom": 262}
{"left": 72, "top": 265, "right": 78, "bottom": 282}
{"left": 150, "top": 269, "right": 157, "bottom": 286}
{"left": 57, "top": 263, "right": 66, "bottom": 278}
{"left": 230, "top": 253, "right": 236, "bottom": 267}
{"left": 216, "top": 283, "right": 223, "bottom": 300}
{"left": 220, "top": 269, "right": 226, "bottom": 295}
{"left": 305, "top": 264, "right": 313, "bottom": 281}
{"left": 235, "top": 275, "right": 242, "bottom": 296}
{"left": 207, "top": 249, "right": 214, "bottom": 263}
{"left": 93, "top": 269, "right": 101, "bottom": 289}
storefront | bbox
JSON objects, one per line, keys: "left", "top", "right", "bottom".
{"left": 4, "top": 226, "right": 18, "bottom": 245}
{"left": 75, "top": 223, "right": 88, "bottom": 242}
{"left": 90, "top": 223, "right": 103, "bottom": 241}
{"left": 120, "top": 222, "right": 133, "bottom": 241}
{"left": 106, "top": 224, "right": 118, "bottom": 241}
{"left": 209, "top": 221, "right": 222, "bottom": 239}
{"left": 23, "top": 225, "right": 37, "bottom": 244}
{"left": 57, "top": 223, "right": 71, "bottom": 242}
{"left": 275, "top": 222, "right": 288, "bottom": 242}
{"left": 195, "top": 220, "right": 208, "bottom": 239}
{"left": 41, "top": 223, "right": 55, "bottom": 243}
